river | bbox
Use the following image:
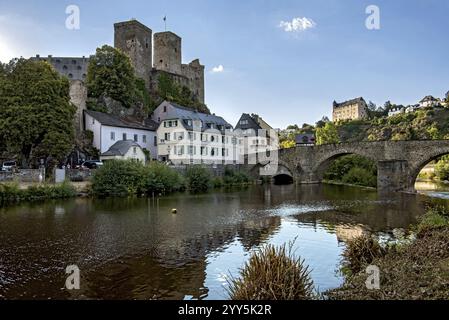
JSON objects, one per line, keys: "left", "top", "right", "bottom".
{"left": 0, "top": 183, "right": 447, "bottom": 300}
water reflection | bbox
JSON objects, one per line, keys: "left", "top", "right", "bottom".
{"left": 0, "top": 184, "right": 439, "bottom": 300}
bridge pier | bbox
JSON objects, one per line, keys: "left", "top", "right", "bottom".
{"left": 377, "top": 160, "right": 414, "bottom": 193}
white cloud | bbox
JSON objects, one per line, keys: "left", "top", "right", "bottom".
{"left": 279, "top": 17, "right": 316, "bottom": 33}
{"left": 211, "top": 65, "right": 224, "bottom": 73}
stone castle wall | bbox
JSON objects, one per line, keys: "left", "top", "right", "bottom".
{"left": 69, "top": 80, "right": 88, "bottom": 135}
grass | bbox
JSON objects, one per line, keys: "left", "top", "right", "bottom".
{"left": 227, "top": 242, "right": 315, "bottom": 300}
{"left": 340, "top": 234, "right": 387, "bottom": 276}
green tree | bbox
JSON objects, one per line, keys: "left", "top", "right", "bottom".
{"left": 316, "top": 122, "right": 340, "bottom": 145}
{"left": 156, "top": 72, "right": 210, "bottom": 114}
{"left": 0, "top": 59, "right": 76, "bottom": 168}
{"left": 185, "top": 165, "right": 212, "bottom": 193}
{"left": 87, "top": 45, "right": 137, "bottom": 108}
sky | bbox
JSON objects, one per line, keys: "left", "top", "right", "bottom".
{"left": 0, "top": 0, "right": 448, "bottom": 129}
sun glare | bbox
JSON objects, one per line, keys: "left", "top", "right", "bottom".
{"left": 0, "top": 34, "right": 16, "bottom": 63}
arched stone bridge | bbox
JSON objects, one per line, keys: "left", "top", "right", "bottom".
{"left": 253, "top": 140, "right": 449, "bottom": 192}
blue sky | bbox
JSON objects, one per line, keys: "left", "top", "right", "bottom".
{"left": 0, "top": 0, "right": 448, "bottom": 128}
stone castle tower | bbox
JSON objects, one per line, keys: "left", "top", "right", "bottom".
{"left": 153, "top": 32, "right": 182, "bottom": 74}
{"left": 114, "top": 19, "right": 205, "bottom": 104}
{"left": 114, "top": 20, "right": 153, "bottom": 88}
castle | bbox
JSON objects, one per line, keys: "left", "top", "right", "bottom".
{"left": 33, "top": 19, "right": 205, "bottom": 133}
{"left": 114, "top": 20, "right": 205, "bottom": 104}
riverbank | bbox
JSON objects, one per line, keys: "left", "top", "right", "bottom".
{"left": 322, "top": 180, "right": 377, "bottom": 191}
{"left": 0, "top": 181, "right": 79, "bottom": 207}
{"left": 326, "top": 206, "right": 449, "bottom": 300}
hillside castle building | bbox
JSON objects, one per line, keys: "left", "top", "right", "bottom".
{"left": 332, "top": 97, "right": 368, "bottom": 122}
{"left": 33, "top": 19, "right": 205, "bottom": 133}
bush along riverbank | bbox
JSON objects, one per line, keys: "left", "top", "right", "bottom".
{"left": 326, "top": 204, "right": 449, "bottom": 300}
{"left": 92, "top": 160, "right": 253, "bottom": 197}
{"left": 0, "top": 182, "right": 77, "bottom": 207}
{"left": 324, "top": 155, "right": 378, "bottom": 188}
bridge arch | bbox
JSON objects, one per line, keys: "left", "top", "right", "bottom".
{"left": 272, "top": 164, "right": 295, "bottom": 185}
{"left": 312, "top": 150, "right": 379, "bottom": 182}
{"left": 408, "top": 147, "right": 449, "bottom": 189}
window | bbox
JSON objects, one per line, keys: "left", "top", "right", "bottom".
{"left": 110, "top": 132, "right": 115, "bottom": 141}
{"left": 134, "top": 134, "right": 138, "bottom": 142}
{"left": 92, "top": 118, "right": 95, "bottom": 125}
{"left": 164, "top": 133, "right": 170, "bottom": 141}
{"left": 240, "top": 120, "right": 249, "bottom": 125}
{"left": 154, "top": 136, "right": 157, "bottom": 146}
{"left": 123, "top": 133, "right": 127, "bottom": 141}
{"left": 163, "top": 106, "right": 167, "bottom": 112}
{"left": 133, "top": 147, "right": 137, "bottom": 154}
{"left": 142, "top": 135, "right": 147, "bottom": 143}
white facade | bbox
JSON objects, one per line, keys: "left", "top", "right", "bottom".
{"left": 388, "top": 107, "right": 405, "bottom": 117}
{"left": 84, "top": 112, "right": 158, "bottom": 160}
{"left": 157, "top": 119, "right": 240, "bottom": 165}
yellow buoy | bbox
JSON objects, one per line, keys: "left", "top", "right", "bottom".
{"left": 171, "top": 208, "right": 177, "bottom": 214}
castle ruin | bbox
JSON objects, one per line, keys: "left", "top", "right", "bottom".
{"left": 114, "top": 19, "right": 205, "bottom": 104}
{"left": 33, "top": 19, "right": 206, "bottom": 134}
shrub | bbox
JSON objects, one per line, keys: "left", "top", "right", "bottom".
{"left": 211, "top": 177, "right": 224, "bottom": 188}
{"left": 185, "top": 165, "right": 212, "bottom": 193}
{"left": 92, "top": 160, "right": 185, "bottom": 197}
{"left": 342, "top": 167, "right": 377, "bottom": 188}
{"left": 92, "top": 160, "right": 146, "bottom": 197}
{"left": 223, "top": 168, "right": 250, "bottom": 186}
{"left": 227, "top": 243, "right": 315, "bottom": 300}
{"left": 142, "top": 162, "right": 185, "bottom": 194}
{"left": 341, "top": 235, "right": 387, "bottom": 275}
{"left": 435, "top": 156, "right": 449, "bottom": 181}
{"left": 0, "top": 181, "right": 76, "bottom": 207}
{"left": 324, "top": 155, "right": 377, "bottom": 187}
